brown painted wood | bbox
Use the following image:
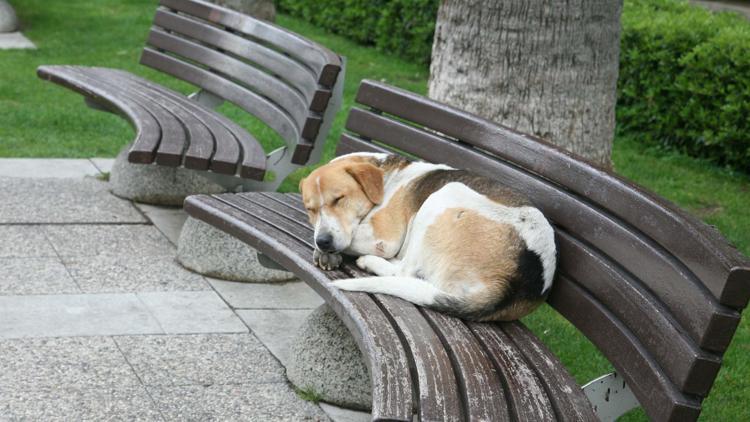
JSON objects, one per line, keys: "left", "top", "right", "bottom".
{"left": 354, "top": 80, "right": 750, "bottom": 309}
{"left": 422, "top": 310, "right": 511, "bottom": 421}
{"left": 343, "top": 109, "right": 740, "bottom": 354}
{"left": 158, "top": 0, "right": 341, "bottom": 87}
{"left": 184, "top": 194, "right": 413, "bottom": 421}
{"left": 37, "top": 65, "right": 160, "bottom": 164}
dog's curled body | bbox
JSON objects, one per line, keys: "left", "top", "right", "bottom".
{"left": 299, "top": 153, "right": 557, "bottom": 321}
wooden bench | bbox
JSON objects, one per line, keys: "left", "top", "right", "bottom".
{"left": 37, "top": 0, "right": 344, "bottom": 192}
{"left": 185, "top": 80, "right": 750, "bottom": 421}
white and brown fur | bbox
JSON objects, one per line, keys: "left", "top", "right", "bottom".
{"left": 299, "top": 152, "right": 556, "bottom": 321}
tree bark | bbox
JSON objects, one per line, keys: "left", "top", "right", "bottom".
{"left": 428, "top": 0, "right": 623, "bottom": 167}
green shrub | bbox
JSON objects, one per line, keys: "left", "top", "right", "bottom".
{"left": 618, "top": 0, "right": 750, "bottom": 172}
{"left": 277, "top": 0, "right": 438, "bottom": 64}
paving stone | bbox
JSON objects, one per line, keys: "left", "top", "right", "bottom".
{"left": 0, "top": 226, "right": 57, "bottom": 258}
{"left": 89, "top": 158, "right": 116, "bottom": 174}
{"left": 44, "top": 225, "right": 174, "bottom": 257}
{"left": 115, "top": 334, "right": 285, "bottom": 386}
{"left": 319, "top": 403, "right": 371, "bottom": 422}
{"left": 177, "top": 217, "right": 295, "bottom": 282}
{"left": 0, "top": 386, "right": 162, "bottom": 421}
{"left": 0, "top": 177, "right": 146, "bottom": 223}
{"left": 0, "top": 31, "right": 35, "bottom": 49}
{"left": 149, "top": 383, "right": 329, "bottom": 421}
{"left": 237, "top": 309, "right": 314, "bottom": 367}
{"left": 63, "top": 254, "right": 208, "bottom": 293}
{"left": 137, "top": 291, "right": 247, "bottom": 334}
{"left": 0, "top": 158, "right": 99, "bottom": 178}
{"left": 136, "top": 203, "right": 188, "bottom": 245}
{"left": 287, "top": 305, "right": 372, "bottom": 411}
{"left": 0, "top": 337, "right": 139, "bottom": 390}
{"left": 209, "top": 279, "right": 323, "bottom": 309}
{"left": 110, "top": 144, "right": 226, "bottom": 206}
{"left": 0, "top": 293, "right": 162, "bottom": 338}
{"left": 0, "top": 257, "right": 80, "bottom": 295}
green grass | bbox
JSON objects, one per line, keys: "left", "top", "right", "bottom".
{"left": 2, "top": 1, "right": 749, "bottom": 420}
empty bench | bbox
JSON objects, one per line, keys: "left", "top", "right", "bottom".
{"left": 186, "top": 80, "right": 750, "bottom": 421}
{"left": 37, "top": 0, "right": 344, "bottom": 195}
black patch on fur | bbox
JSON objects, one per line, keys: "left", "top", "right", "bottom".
{"left": 431, "top": 247, "right": 548, "bottom": 321}
{"left": 409, "top": 169, "right": 532, "bottom": 211}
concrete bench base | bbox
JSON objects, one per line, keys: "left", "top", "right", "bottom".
{"left": 177, "top": 217, "right": 295, "bottom": 283}
{"left": 111, "top": 145, "right": 226, "bottom": 206}
{"left": 287, "top": 304, "right": 372, "bottom": 411}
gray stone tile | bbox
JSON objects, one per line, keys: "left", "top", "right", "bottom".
{"left": 0, "top": 386, "right": 162, "bottom": 421}
{"left": 63, "top": 254, "right": 208, "bottom": 293}
{"left": 44, "top": 224, "right": 174, "bottom": 257}
{"left": 90, "top": 158, "right": 116, "bottom": 174}
{"left": 0, "top": 257, "right": 80, "bottom": 295}
{"left": 0, "top": 177, "right": 146, "bottom": 224}
{"left": 0, "top": 293, "right": 162, "bottom": 338}
{"left": 115, "top": 334, "right": 285, "bottom": 387}
{"left": 136, "top": 203, "right": 188, "bottom": 245}
{"left": 149, "top": 383, "right": 329, "bottom": 421}
{"left": 137, "top": 291, "right": 247, "bottom": 334}
{"left": 0, "top": 32, "right": 36, "bottom": 49}
{"left": 208, "top": 279, "right": 324, "bottom": 309}
{"left": 0, "top": 158, "right": 98, "bottom": 178}
{"left": 0, "top": 226, "right": 57, "bottom": 258}
{"left": 319, "top": 403, "right": 371, "bottom": 422}
{"left": 0, "top": 337, "right": 139, "bottom": 390}
{"left": 237, "top": 309, "right": 313, "bottom": 367}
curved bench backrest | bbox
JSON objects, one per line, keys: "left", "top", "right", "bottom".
{"left": 337, "top": 80, "right": 750, "bottom": 421}
{"left": 140, "top": 0, "right": 342, "bottom": 164}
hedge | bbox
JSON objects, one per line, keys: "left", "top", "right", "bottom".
{"left": 280, "top": 0, "right": 750, "bottom": 172}
{"left": 277, "top": 0, "right": 439, "bottom": 64}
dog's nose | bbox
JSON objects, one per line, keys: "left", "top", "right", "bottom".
{"left": 315, "top": 234, "right": 334, "bottom": 251}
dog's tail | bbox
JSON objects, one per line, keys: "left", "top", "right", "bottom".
{"left": 330, "top": 276, "right": 480, "bottom": 319}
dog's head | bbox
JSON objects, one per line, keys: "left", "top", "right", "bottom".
{"left": 299, "top": 156, "right": 384, "bottom": 253}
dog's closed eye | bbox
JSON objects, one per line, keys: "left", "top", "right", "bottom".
{"left": 332, "top": 195, "right": 345, "bottom": 206}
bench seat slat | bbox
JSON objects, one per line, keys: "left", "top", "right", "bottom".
{"left": 37, "top": 65, "right": 161, "bottom": 164}
{"left": 343, "top": 109, "right": 740, "bottom": 354}
{"left": 140, "top": 48, "right": 315, "bottom": 163}
{"left": 184, "top": 194, "right": 414, "bottom": 421}
{"left": 353, "top": 80, "right": 750, "bottom": 309}
{"left": 159, "top": 0, "right": 341, "bottom": 87}
{"left": 152, "top": 9, "right": 328, "bottom": 111}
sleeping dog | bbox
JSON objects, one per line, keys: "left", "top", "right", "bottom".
{"left": 299, "top": 152, "right": 556, "bottom": 321}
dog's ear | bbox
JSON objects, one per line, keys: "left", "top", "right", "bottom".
{"left": 298, "top": 177, "right": 306, "bottom": 197}
{"left": 346, "top": 163, "right": 384, "bottom": 204}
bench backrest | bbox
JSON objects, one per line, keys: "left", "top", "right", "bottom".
{"left": 141, "top": 0, "right": 342, "bottom": 164}
{"left": 337, "top": 80, "right": 750, "bottom": 421}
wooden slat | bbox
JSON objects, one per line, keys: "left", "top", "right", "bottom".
{"left": 147, "top": 28, "right": 311, "bottom": 129}
{"left": 549, "top": 277, "right": 702, "bottom": 421}
{"left": 184, "top": 194, "right": 413, "bottom": 421}
{"left": 37, "top": 65, "right": 161, "bottom": 164}
{"left": 152, "top": 8, "right": 327, "bottom": 110}
{"left": 140, "top": 47, "right": 304, "bottom": 149}
{"left": 422, "top": 310, "right": 511, "bottom": 421}
{"left": 63, "top": 67, "right": 186, "bottom": 167}
{"left": 469, "top": 322, "right": 557, "bottom": 422}
{"left": 344, "top": 109, "right": 740, "bottom": 354}
{"left": 556, "top": 230, "right": 721, "bottom": 396}
{"left": 499, "top": 322, "right": 597, "bottom": 421}
{"left": 354, "top": 79, "right": 750, "bottom": 309}
{"left": 159, "top": 0, "right": 341, "bottom": 87}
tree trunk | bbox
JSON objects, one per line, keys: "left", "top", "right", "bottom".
{"left": 428, "top": 0, "right": 623, "bottom": 167}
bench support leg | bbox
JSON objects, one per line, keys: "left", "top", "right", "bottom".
{"left": 582, "top": 372, "right": 639, "bottom": 421}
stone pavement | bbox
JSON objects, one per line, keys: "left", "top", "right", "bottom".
{"left": 0, "top": 158, "right": 368, "bottom": 421}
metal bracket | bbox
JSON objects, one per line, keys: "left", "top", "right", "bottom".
{"left": 257, "top": 252, "right": 287, "bottom": 271}
{"left": 582, "top": 372, "right": 639, "bottom": 421}
{"left": 188, "top": 89, "right": 225, "bottom": 110}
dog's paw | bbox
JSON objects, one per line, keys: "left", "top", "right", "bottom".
{"left": 313, "top": 249, "right": 342, "bottom": 271}
{"left": 356, "top": 255, "right": 396, "bottom": 276}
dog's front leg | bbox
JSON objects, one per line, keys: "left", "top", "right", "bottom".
{"left": 356, "top": 255, "right": 400, "bottom": 276}
{"left": 313, "top": 248, "right": 342, "bottom": 271}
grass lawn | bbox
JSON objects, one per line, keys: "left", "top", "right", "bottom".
{"left": 3, "top": 1, "right": 749, "bottom": 420}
